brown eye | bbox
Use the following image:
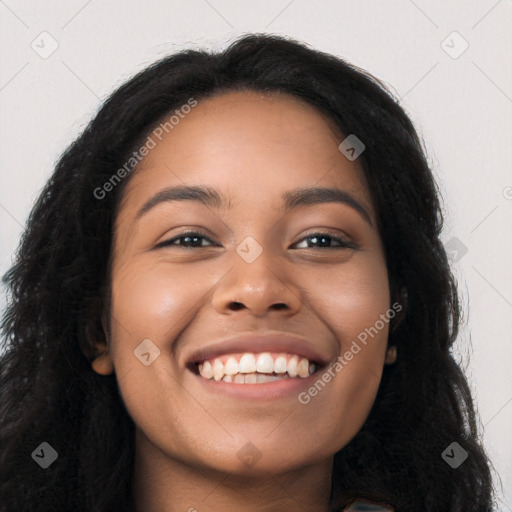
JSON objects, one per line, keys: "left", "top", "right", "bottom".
{"left": 293, "top": 232, "right": 358, "bottom": 250}
{"left": 155, "top": 231, "right": 220, "bottom": 249}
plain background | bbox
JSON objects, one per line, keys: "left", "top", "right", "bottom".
{"left": 1, "top": 0, "right": 511, "bottom": 509}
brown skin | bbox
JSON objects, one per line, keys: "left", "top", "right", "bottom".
{"left": 92, "top": 90, "right": 393, "bottom": 511}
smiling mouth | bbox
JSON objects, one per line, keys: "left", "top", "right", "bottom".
{"left": 190, "top": 352, "right": 318, "bottom": 384}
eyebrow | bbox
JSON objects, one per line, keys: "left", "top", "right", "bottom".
{"left": 136, "top": 184, "right": 373, "bottom": 226}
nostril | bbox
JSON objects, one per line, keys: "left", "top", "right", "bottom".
{"left": 229, "top": 302, "right": 245, "bottom": 311}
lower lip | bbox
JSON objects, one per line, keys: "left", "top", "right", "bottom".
{"left": 191, "top": 370, "right": 321, "bottom": 400}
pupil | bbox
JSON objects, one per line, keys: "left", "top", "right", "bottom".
{"left": 312, "top": 235, "right": 329, "bottom": 247}
{"left": 185, "top": 236, "right": 199, "bottom": 246}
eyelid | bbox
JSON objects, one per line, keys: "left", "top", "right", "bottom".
{"left": 293, "top": 230, "right": 358, "bottom": 249}
{"left": 154, "top": 229, "right": 217, "bottom": 249}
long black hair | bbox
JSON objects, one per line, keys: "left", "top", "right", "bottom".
{"left": 0, "top": 33, "right": 496, "bottom": 511}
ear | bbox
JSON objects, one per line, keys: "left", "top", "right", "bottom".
{"left": 81, "top": 295, "right": 114, "bottom": 375}
{"left": 384, "top": 345, "right": 397, "bottom": 365}
{"left": 89, "top": 317, "right": 114, "bottom": 376}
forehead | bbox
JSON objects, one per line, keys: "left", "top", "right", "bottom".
{"left": 118, "top": 89, "right": 373, "bottom": 218}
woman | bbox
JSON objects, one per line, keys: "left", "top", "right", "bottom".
{"left": 0, "top": 33, "right": 495, "bottom": 511}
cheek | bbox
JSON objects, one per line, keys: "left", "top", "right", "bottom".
{"left": 107, "top": 259, "right": 213, "bottom": 440}
{"left": 300, "top": 254, "right": 390, "bottom": 433}
{"left": 314, "top": 252, "right": 390, "bottom": 347}
{"left": 109, "top": 258, "right": 212, "bottom": 342}
{"left": 106, "top": 257, "right": 219, "bottom": 401}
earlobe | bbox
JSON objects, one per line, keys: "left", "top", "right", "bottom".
{"left": 91, "top": 351, "right": 114, "bottom": 375}
{"left": 384, "top": 345, "right": 397, "bottom": 365}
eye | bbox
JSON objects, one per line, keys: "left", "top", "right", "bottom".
{"left": 293, "top": 232, "right": 358, "bottom": 250}
{"left": 155, "top": 230, "right": 219, "bottom": 249}
{"left": 155, "top": 230, "right": 358, "bottom": 251}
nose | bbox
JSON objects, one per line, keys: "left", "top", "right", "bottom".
{"left": 210, "top": 247, "right": 302, "bottom": 318}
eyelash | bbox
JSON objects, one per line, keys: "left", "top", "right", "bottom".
{"left": 155, "top": 230, "right": 358, "bottom": 250}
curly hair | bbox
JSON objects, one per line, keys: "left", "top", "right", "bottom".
{"left": 0, "top": 33, "right": 496, "bottom": 511}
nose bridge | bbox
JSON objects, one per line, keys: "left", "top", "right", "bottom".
{"left": 211, "top": 234, "right": 302, "bottom": 316}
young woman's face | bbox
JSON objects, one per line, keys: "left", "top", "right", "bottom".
{"left": 108, "top": 90, "right": 390, "bottom": 475}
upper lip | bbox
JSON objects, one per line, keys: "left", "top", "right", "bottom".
{"left": 185, "top": 332, "right": 331, "bottom": 367}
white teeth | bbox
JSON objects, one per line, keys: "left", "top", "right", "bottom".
{"left": 244, "top": 372, "right": 257, "bottom": 383}
{"left": 224, "top": 356, "right": 239, "bottom": 376}
{"left": 255, "top": 352, "right": 274, "bottom": 374}
{"left": 239, "top": 353, "right": 256, "bottom": 373}
{"left": 287, "top": 355, "right": 298, "bottom": 378}
{"left": 200, "top": 361, "right": 213, "bottom": 379}
{"left": 297, "top": 357, "right": 309, "bottom": 378}
{"left": 197, "top": 352, "right": 318, "bottom": 382}
{"left": 223, "top": 373, "right": 283, "bottom": 384}
{"left": 274, "top": 354, "right": 287, "bottom": 374}
{"left": 256, "top": 373, "right": 281, "bottom": 383}
{"left": 213, "top": 359, "right": 224, "bottom": 381}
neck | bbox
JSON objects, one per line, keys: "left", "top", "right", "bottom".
{"left": 132, "top": 430, "right": 334, "bottom": 512}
